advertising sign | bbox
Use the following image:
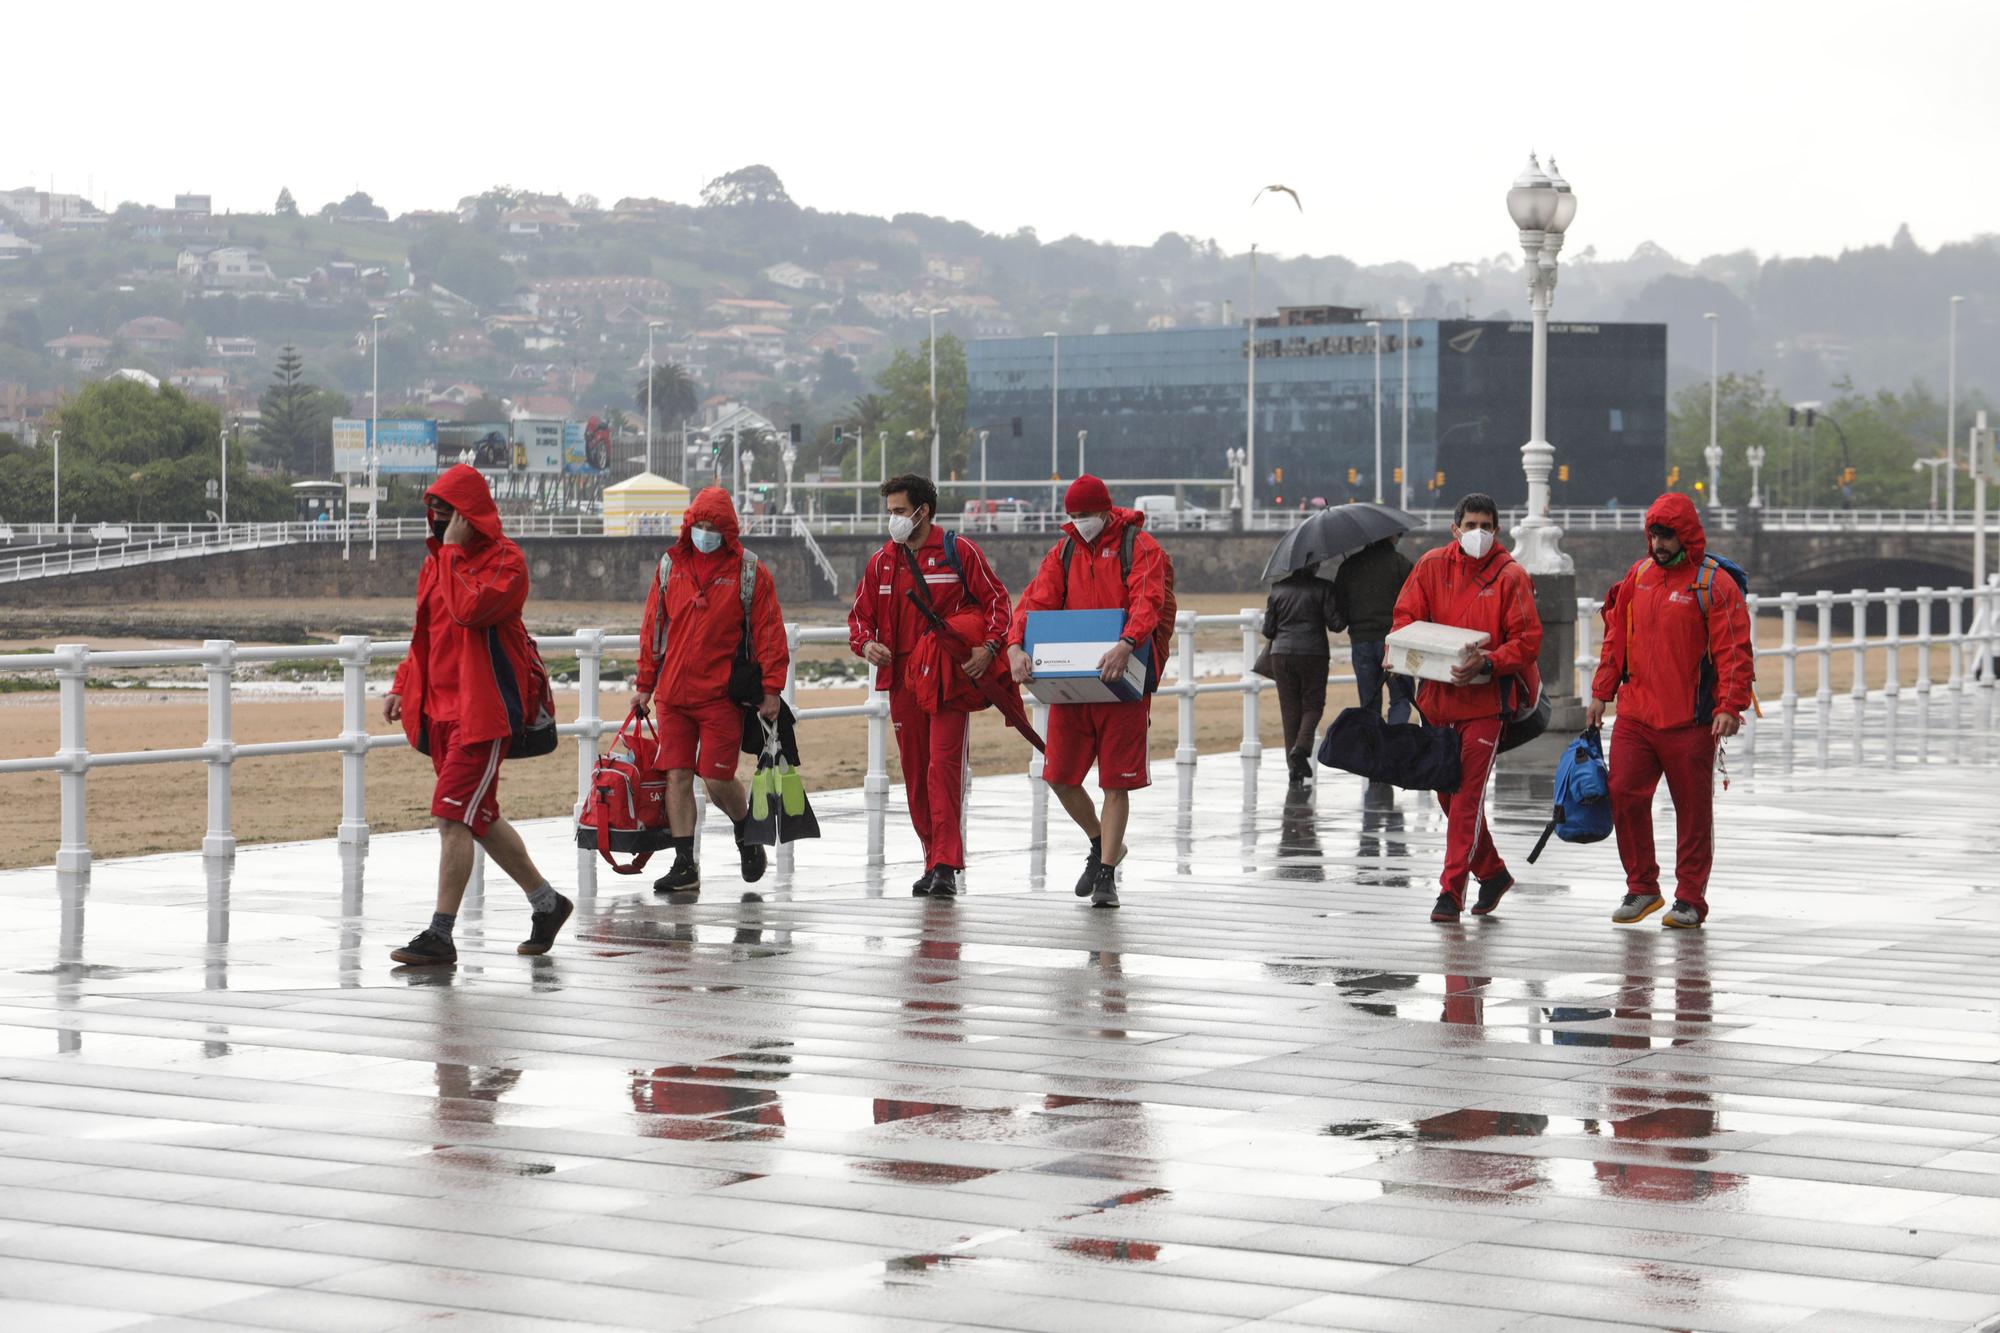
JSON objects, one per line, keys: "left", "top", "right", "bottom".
{"left": 437, "top": 422, "right": 513, "bottom": 471}
{"left": 563, "top": 418, "right": 611, "bottom": 474}
{"left": 512, "top": 418, "right": 565, "bottom": 474}
{"left": 331, "top": 419, "right": 440, "bottom": 474}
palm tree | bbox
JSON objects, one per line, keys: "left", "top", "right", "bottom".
{"left": 635, "top": 362, "right": 699, "bottom": 433}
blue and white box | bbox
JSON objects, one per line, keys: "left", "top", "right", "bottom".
{"left": 1023, "top": 609, "right": 1149, "bottom": 704}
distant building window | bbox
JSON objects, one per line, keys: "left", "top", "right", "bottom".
{"left": 1609, "top": 408, "right": 1625, "bottom": 432}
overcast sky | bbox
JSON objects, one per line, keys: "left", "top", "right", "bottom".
{"left": 9, "top": 0, "right": 1995, "bottom": 269}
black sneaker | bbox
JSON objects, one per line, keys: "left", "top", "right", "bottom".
{"left": 390, "top": 928, "right": 457, "bottom": 966}
{"left": 1430, "top": 893, "right": 1462, "bottom": 923}
{"left": 737, "top": 834, "right": 768, "bottom": 884}
{"left": 653, "top": 852, "right": 700, "bottom": 897}
{"left": 912, "top": 868, "right": 935, "bottom": 897}
{"left": 930, "top": 868, "right": 960, "bottom": 899}
{"left": 1470, "top": 872, "right": 1514, "bottom": 917}
{"left": 1075, "top": 838, "right": 1103, "bottom": 897}
{"left": 517, "top": 892, "right": 574, "bottom": 956}
{"left": 1088, "top": 864, "right": 1120, "bottom": 909}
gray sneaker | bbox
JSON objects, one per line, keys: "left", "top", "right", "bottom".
{"left": 1088, "top": 864, "right": 1120, "bottom": 909}
{"left": 1662, "top": 900, "right": 1703, "bottom": 929}
{"left": 1611, "top": 892, "right": 1664, "bottom": 924}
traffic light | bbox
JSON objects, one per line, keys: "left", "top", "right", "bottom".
{"left": 1842, "top": 466, "right": 1857, "bottom": 485}
{"left": 1558, "top": 464, "right": 1569, "bottom": 483}
{"left": 1010, "top": 416, "right": 1023, "bottom": 438}
{"left": 1694, "top": 479, "right": 1705, "bottom": 493}
{"left": 1274, "top": 466, "right": 1284, "bottom": 483}
{"left": 1788, "top": 407, "right": 1798, "bottom": 427}
{"left": 1805, "top": 408, "right": 1817, "bottom": 429}
{"left": 789, "top": 422, "right": 801, "bottom": 444}
{"left": 1392, "top": 466, "right": 1403, "bottom": 484}
{"left": 1433, "top": 469, "right": 1445, "bottom": 489}
{"left": 833, "top": 425, "right": 845, "bottom": 444}
{"left": 1346, "top": 467, "right": 1359, "bottom": 485}
{"left": 1667, "top": 465, "right": 1681, "bottom": 487}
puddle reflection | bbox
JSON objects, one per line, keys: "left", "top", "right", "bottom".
{"left": 1275, "top": 787, "right": 1323, "bottom": 882}
{"left": 1357, "top": 781, "right": 1409, "bottom": 886}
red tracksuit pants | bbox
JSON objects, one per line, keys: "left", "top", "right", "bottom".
{"left": 1609, "top": 716, "right": 1717, "bottom": 917}
{"left": 1436, "top": 717, "right": 1505, "bottom": 902}
{"left": 889, "top": 686, "right": 970, "bottom": 871}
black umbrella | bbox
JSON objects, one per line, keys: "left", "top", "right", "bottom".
{"left": 1260, "top": 503, "right": 1423, "bottom": 582}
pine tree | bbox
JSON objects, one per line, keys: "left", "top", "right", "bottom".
{"left": 258, "top": 344, "right": 317, "bottom": 474}
{"left": 275, "top": 187, "right": 298, "bottom": 218}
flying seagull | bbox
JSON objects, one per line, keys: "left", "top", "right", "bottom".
{"left": 1252, "top": 184, "right": 1302, "bottom": 211}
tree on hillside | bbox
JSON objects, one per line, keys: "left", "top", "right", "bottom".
{"left": 701, "top": 165, "right": 793, "bottom": 210}
{"left": 259, "top": 344, "right": 318, "bottom": 474}
{"left": 275, "top": 187, "right": 298, "bottom": 218}
{"left": 460, "top": 394, "right": 510, "bottom": 422}
{"left": 636, "top": 362, "right": 699, "bottom": 434}
{"left": 875, "top": 334, "right": 967, "bottom": 478}
{"left": 337, "top": 191, "right": 388, "bottom": 222}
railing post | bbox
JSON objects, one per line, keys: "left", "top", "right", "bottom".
{"left": 864, "top": 661, "right": 892, "bottom": 806}
{"left": 1883, "top": 588, "right": 1903, "bottom": 699}
{"left": 1947, "top": 587, "right": 1967, "bottom": 701}
{"left": 1778, "top": 593, "right": 1799, "bottom": 753}
{"left": 1238, "top": 608, "right": 1262, "bottom": 761}
{"left": 1574, "top": 595, "right": 1598, "bottom": 698}
{"left": 1813, "top": 592, "right": 1833, "bottom": 767}
{"left": 1175, "top": 611, "right": 1197, "bottom": 767}
{"left": 1850, "top": 588, "right": 1870, "bottom": 706}
{"left": 202, "top": 640, "right": 236, "bottom": 864}
{"left": 573, "top": 627, "right": 604, "bottom": 819}
{"left": 1916, "top": 587, "right": 1935, "bottom": 698}
{"left": 1741, "top": 594, "right": 1760, "bottom": 773}
{"left": 53, "top": 644, "right": 90, "bottom": 885}
{"left": 337, "top": 634, "right": 371, "bottom": 846}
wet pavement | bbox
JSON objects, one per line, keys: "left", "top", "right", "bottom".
{"left": 2, "top": 723, "right": 1999, "bottom": 1332}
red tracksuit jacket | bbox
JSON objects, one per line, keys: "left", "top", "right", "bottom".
{"left": 1591, "top": 492, "right": 1754, "bottom": 727}
{"left": 1389, "top": 542, "right": 1543, "bottom": 725}
{"left": 634, "top": 486, "right": 790, "bottom": 705}
{"left": 848, "top": 525, "right": 1011, "bottom": 692}
{"left": 1007, "top": 508, "right": 1167, "bottom": 672}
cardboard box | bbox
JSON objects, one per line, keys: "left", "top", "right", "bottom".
{"left": 1023, "top": 609, "right": 1148, "bottom": 704}
{"left": 1384, "top": 621, "right": 1491, "bottom": 683}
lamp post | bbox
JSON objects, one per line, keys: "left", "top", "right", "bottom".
{"left": 1246, "top": 244, "right": 1258, "bottom": 519}
{"left": 1397, "top": 303, "right": 1411, "bottom": 510}
{"left": 917, "top": 307, "right": 945, "bottom": 481}
{"left": 644, "top": 321, "right": 662, "bottom": 476}
{"left": 49, "top": 429, "right": 60, "bottom": 529}
{"left": 1503, "top": 154, "right": 1577, "bottom": 575}
{"left": 780, "top": 438, "right": 797, "bottom": 515}
{"left": 1225, "top": 445, "right": 1247, "bottom": 528}
{"left": 368, "top": 312, "right": 385, "bottom": 563}
{"left": 1367, "top": 319, "right": 1384, "bottom": 503}
{"left": 1746, "top": 443, "right": 1767, "bottom": 509}
{"left": 1948, "top": 295, "right": 1964, "bottom": 523}
{"left": 1704, "top": 312, "right": 1721, "bottom": 507}
{"left": 219, "top": 417, "right": 229, "bottom": 529}
{"left": 978, "top": 428, "right": 989, "bottom": 500}
{"left": 1044, "top": 331, "right": 1059, "bottom": 514}
{"left": 1077, "top": 428, "right": 1088, "bottom": 478}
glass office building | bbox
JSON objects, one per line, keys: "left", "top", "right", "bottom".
{"left": 966, "top": 311, "right": 1665, "bottom": 509}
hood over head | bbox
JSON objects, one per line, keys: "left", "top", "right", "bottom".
{"left": 1644, "top": 491, "right": 1706, "bottom": 565}
{"left": 424, "top": 464, "right": 504, "bottom": 543}
{"left": 676, "top": 485, "right": 741, "bottom": 555}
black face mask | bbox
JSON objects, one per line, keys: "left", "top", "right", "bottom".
{"left": 429, "top": 513, "right": 451, "bottom": 541}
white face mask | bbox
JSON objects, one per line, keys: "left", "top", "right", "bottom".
{"left": 1072, "top": 514, "right": 1106, "bottom": 543}
{"left": 691, "top": 526, "right": 723, "bottom": 554}
{"left": 1458, "top": 527, "right": 1495, "bottom": 559}
{"left": 888, "top": 511, "right": 919, "bottom": 545}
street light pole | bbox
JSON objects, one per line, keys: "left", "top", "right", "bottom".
{"left": 923, "top": 307, "right": 942, "bottom": 481}
{"left": 1044, "top": 331, "right": 1059, "bottom": 513}
{"left": 1398, "top": 307, "right": 1410, "bottom": 510}
{"left": 220, "top": 418, "right": 229, "bottom": 529}
{"left": 1367, "top": 319, "right": 1383, "bottom": 503}
{"left": 369, "top": 312, "right": 384, "bottom": 563}
{"left": 1705, "top": 312, "right": 1721, "bottom": 507}
{"left": 1948, "top": 295, "right": 1964, "bottom": 523}
{"left": 1746, "top": 444, "right": 1766, "bottom": 509}
{"left": 979, "top": 429, "right": 989, "bottom": 501}
{"left": 50, "top": 429, "right": 60, "bottom": 529}
{"left": 1246, "top": 243, "right": 1258, "bottom": 519}
{"left": 1504, "top": 154, "right": 1577, "bottom": 575}
{"left": 645, "top": 321, "right": 662, "bottom": 476}
{"left": 1077, "top": 429, "right": 1088, "bottom": 478}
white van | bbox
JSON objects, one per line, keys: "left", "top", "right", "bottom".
{"left": 1133, "top": 495, "right": 1209, "bottom": 532}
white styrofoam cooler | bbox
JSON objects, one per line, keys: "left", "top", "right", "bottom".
{"left": 1384, "top": 621, "right": 1491, "bottom": 683}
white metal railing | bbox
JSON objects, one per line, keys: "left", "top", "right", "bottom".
{"left": 0, "top": 608, "right": 1307, "bottom": 884}
{"left": 1575, "top": 577, "right": 2000, "bottom": 768}
{"left": 0, "top": 525, "right": 301, "bottom": 582}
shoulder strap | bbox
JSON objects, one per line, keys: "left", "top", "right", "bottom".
{"left": 1527, "top": 815, "right": 1557, "bottom": 864}
{"left": 1058, "top": 536, "right": 1075, "bottom": 608}
{"left": 738, "top": 548, "right": 757, "bottom": 647}
{"left": 1117, "top": 524, "right": 1136, "bottom": 582}
{"left": 650, "top": 552, "right": 673, "bottom": 668}
{"left": 1692, "top": 556, "right": 1718, "bottom": 615}
{"left": 900, "top": 541, "right": 936, "bottom": 615}
{"left": 940, "top": 529, "right": 968, "bottom": 589}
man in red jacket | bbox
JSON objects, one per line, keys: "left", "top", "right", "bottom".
{"left": 848, "top": 473, "right": 1012, "bottom": 898}
{"left": 1588, "top": 492, "right": 1753, "bottom": 929}
{"left": 1390, "top": 492, "right": 1543, "bottom": 923}
{"left": 634, "top": 486, "right": 790, "bottom": 898}
{"left": 1007, "top": 476, "right": 1168, "bottom": 910}
{"left": 385, "top": 464, "right": 571, "bottom": 966}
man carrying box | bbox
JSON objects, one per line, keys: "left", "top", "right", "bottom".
{"left": 1390, "top": 492, "right": 1543, "bottom": 923}
{"left": 1008, "top": 476, "right": 1169, "bottom": 910}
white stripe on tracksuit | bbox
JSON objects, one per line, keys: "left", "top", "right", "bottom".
{"left": 463, "top": 739, "right": 503, "bottom": 827}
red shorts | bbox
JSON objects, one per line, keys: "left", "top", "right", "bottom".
{"left": 1043, "top": 699, "right": 1151, "bottom": 789}
{"left": 658, "top": 696, "right": 743, "bottom": 781}
{"left": 428, "top": 717, "right": 503, "bottom": 837}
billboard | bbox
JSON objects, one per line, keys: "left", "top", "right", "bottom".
{"left": 437, "top": 422, "right": 513, "bottom": 471}
{"left": 512, "top": 418, "right": 565, "bottom": 474}
{"left": 563, "top": 418, "right": 610, "bottom": 474}
{"left": 332, "top": 418, "right": 441, "bottom": 474}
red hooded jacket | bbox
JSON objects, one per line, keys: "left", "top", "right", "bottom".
{"left": 390, "top": 465, "right": 554, "bottom": 751}
{"left": 1007, "top": 507, "right": 1167, "bottom": 671}
{"left": 1590, "top": 492, "right": 1754, "bottom": 728}
{"left": 1389, "top": 540, "right": 1543, "bottom": 725}
{"left": 847, "top": 524, "right": 1012, "bottom": 692}
{"left": 633, "top": 486, "right": 790, "bottom": 706}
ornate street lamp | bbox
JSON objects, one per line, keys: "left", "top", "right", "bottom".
{"left": 1746, "top": 444, "right": 1767, "bottom": 510}
{"left": 1505, "top": 154, "right": 1575, "bottom": 574}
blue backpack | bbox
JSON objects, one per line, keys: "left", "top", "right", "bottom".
{"left": 1526, "top": 727, "right": 1612, "bottom": 863}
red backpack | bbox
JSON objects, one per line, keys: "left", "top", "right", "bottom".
{"left": 1059, "top": 523, "right": 1178, "bottom": 692}
{"left": 575, "top": 708, "right": 671, "bottom": 873}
